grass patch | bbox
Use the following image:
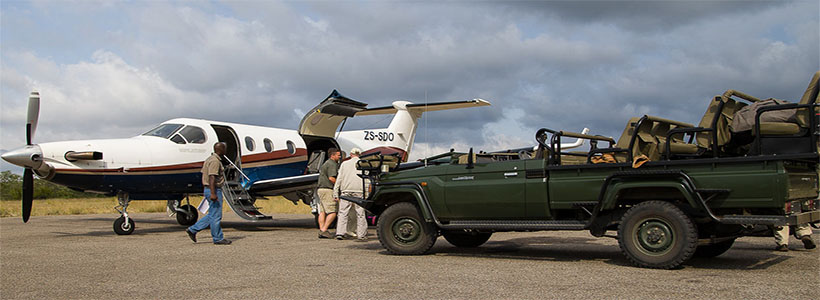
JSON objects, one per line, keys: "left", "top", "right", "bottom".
{"left": 0, "top": 196, "right": 311, "bottom": 218}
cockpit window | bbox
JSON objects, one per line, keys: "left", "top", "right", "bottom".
{"left": 179, "top": 126, "right": 207, "bottom": 144}
{"left": 170, "top": 134, "right": 187, "bottom": 144}
{"left": 143, "top": 124, "right": 184, "bottom": 138}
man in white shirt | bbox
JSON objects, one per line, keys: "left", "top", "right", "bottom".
{"left": 334, "top": 148, "right": 369, "bottom": 241}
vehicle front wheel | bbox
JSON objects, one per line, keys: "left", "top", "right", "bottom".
{"left": 442, "top": 231, "right": 492, "bottom": 248}
{"left": 377, "top": 202, "right": 437, "bottom": 255}
{"left": 693, "top": 238, "right": 735, "bottom": 258}
{"left": 618, "top": 201, "right": 697, "bottom": 269}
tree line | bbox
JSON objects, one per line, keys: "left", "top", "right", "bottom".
{"left": 0, "top": 171, "right": 105, "bottom": 200}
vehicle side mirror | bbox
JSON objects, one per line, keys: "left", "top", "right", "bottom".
{"left": 466, "top": 148, "right": 474, "bottom": 169}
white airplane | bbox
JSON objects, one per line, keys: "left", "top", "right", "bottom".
{"left": 2, "top": 90, "right": 588, "bottom": 235}
{"left": 1, "top": 90, "right": 493, "bottom": 234}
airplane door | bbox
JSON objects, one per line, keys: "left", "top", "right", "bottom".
{"left": 211, "top": 125, "right": 241, "bottom": 167}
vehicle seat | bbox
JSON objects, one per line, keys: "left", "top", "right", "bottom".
{"left": 456, "top": 153, "right": 494, "bottom": 164}
{"left": 654, "top": 123, "right": 698, "bottom": 155}
{"left": 560, "top": 152, "right": 590, "bottom": 165}
{"left": 611, "top": 117, "right": 641, "bottom": 162}
{"left": 665, "top": 96, "right": 745, "bottom": 158}
{"left": 750, "top": 71, "right": 819, "bottom": 154}
{"left": 758, "top": 71, "right": 819, "bottom": 134}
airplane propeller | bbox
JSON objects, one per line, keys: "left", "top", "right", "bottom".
{"left": 22, "top": 92, "right": 40, "bottom": 222}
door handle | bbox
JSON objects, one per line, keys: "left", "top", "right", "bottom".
{"left": 504, "top": 172, "right": 518, "bottom": 177}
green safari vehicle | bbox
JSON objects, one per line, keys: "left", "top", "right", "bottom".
{"left": 348, "top": 72, "right": 820, "bottom": 269}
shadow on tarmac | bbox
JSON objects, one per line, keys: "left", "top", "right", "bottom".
{"left": 49, "top": 215, "right": 316, "bottom": 237}
{"left": 364, "top": 235, "right": 797, "bottom": 270}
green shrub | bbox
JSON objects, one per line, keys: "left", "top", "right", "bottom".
{"left": 0, "top": 171, "right": 105, "bottom": 200}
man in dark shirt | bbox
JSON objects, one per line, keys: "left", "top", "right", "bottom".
{"left": 316, "top": 148, "right": 341, "bottom": 238}
{"left": 186, "top": 142, "right": 232, "bottom": 245}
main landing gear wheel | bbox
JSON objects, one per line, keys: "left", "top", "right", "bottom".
{"left": 114, "top": 216, "right": 135, "bottom": 235}
{"left": 176, "top": 204, "right": 198, "bottom": 226}
{"left": 618, "top": 201, "right": 698, "bottom": 269}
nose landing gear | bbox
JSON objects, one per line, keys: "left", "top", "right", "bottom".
{"left": 114, "top": 192, "right": 135, "bottom": 235}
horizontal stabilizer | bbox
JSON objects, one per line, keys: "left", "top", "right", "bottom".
{"left": 355, "top": 99, "right": 490, "bottom": 116}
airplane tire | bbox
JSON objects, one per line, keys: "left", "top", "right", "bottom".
{"left": 114, "top": 216, "right": 135, "bottom": 235}
{"left": 176, "top": 205, "right": 198, "bottom": 226}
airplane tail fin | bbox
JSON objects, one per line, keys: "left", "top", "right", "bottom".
{"left": 299, "top": 90, "right": 490, "bottom": 161}
{"left": 338, "top": 99, "right": 490, "bottom": 161}
{"left": 366, "top": 99, "right": 490, "bottom": 156}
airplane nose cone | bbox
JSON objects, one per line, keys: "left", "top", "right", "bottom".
{"left": 1, "top": 145, "right": 43, "bottom": 168}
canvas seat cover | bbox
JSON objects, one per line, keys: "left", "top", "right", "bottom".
{"left": 731, "top": 71, "right": 819, "bottom": 135}
{"left": 731, "top": 98, "right": 797, "bottom": 133}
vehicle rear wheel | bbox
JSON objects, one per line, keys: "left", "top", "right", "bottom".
{"left": 442, "top": 231, "right": 492, "bottom": 248}
{"left": 618, "top": 201, "right": 697, "bottom": 269}
{"left": 693, "top": 238, "right": 735, "bottom": 258}
{"left": 377, "top": 202, "right": 437, "bottom": 255}
{"left": 176, "top": 205, "right": 198, "bottom": 226}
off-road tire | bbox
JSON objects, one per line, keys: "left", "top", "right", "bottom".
{"left": 377, "top": 202, "right": 437, "bottom": 255}
{"left": 176, "top": 205, "right": 198, "bottom": 226}
{"left": 442, "top": 231, "right": 492, "bottom": 248}
{"left": 618, "top": 201, "right": 697, "bottom": 269}
{"left": 693, "top": 238, "right": 735, "bottom": 258}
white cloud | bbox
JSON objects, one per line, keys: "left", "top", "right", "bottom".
{"left": 1, "top": 0, "right": 817, "bottom": 157}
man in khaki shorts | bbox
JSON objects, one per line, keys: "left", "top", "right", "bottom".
{"left": 317, "top": 148, "right": 341, "bottom": 238}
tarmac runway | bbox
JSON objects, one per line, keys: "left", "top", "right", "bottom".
{"left": 1, "top": 212, "right": 818, "bottom": 299}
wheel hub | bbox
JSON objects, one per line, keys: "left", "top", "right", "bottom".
{"left": 637, "top": 219, "right": 674, "bottom": 254}
{"left": 392, "top": 218, "right": 420, "bottom": 244}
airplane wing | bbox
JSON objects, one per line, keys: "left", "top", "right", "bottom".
{"left": 354, "top": 99, "right": 490, "bottom": 116}
{"left": 249, "top": 173, "right": 319, "bottom": 197}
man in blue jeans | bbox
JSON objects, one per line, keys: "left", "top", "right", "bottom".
{"left": 186, "top": 142, "right": 232, "bottom": 245}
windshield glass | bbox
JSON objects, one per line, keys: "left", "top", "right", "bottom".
{"left": 142, "top": 124, "right": 184, "bottom": 138}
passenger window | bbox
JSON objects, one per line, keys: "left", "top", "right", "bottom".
{"left": 245, "top": 136, "right": 255, "bottom": 151}
{"left": 286, "top": 140, "right": 296, "bottom": 155}
{"left": 170, "top": 134, "right": 187, "bottom": 144}
{"left": 264, "top": 138, "right": 273, "bottom": 153}
{"left": 179, "top": 126, "right": 206, "bottom": 144}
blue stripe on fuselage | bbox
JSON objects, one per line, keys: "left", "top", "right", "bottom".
{"left": 49, "top": 161, "right": 308, "bottom": 199}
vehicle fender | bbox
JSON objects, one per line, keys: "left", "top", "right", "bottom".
{"left": 371, "top": 186, "right": 433, "bottom": 222}
{"left": 600, "top": 180, "right": 700, "bottom": 211}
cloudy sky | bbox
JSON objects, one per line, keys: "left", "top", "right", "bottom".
{"left": 1, "top": 0, "right": 818, "bottom": 172}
